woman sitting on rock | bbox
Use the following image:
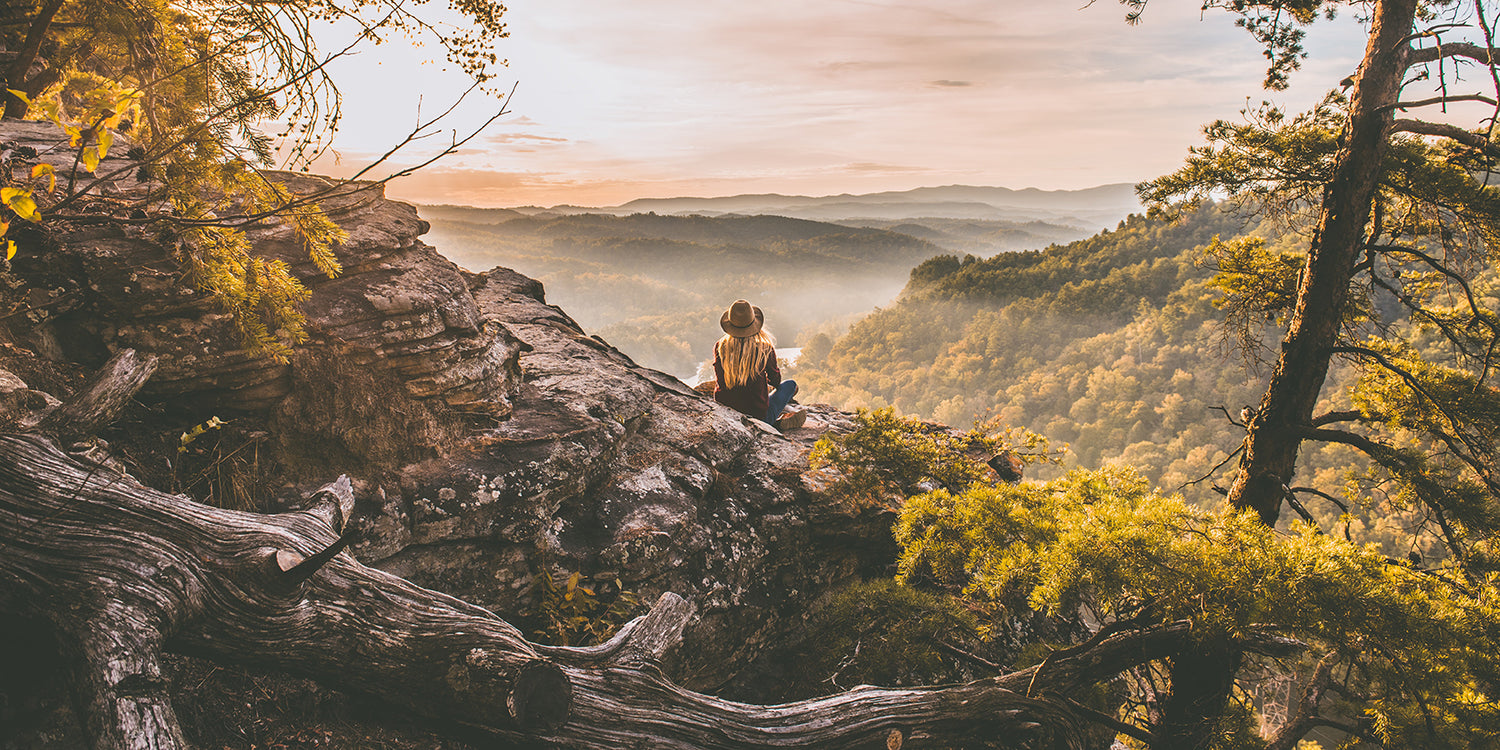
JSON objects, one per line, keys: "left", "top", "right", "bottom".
{"left": 713, "top": 299, "right": 805, "bottom": 431}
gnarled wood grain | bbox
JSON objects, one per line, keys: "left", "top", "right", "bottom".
{"left": 29, "top": 348, "right": 158, "bottom": 443}
{"left": 0, "top": 433, "right": 569, "bottom": 746}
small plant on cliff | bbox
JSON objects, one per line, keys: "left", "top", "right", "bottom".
{"left": 530, "top": 570, "right": 639, "bottom": 647}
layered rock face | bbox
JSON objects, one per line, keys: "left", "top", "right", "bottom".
{"left": 379, "top": 269, "right": 885, "bottom": 692}
{"left": 1, "top": 124, "right": 891, "bottom": 697}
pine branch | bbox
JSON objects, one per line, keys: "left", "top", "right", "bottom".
{"left": 1390, "top": 119, "right": 1500, "bottom": 158}
{"left": 1298, "top": 425, "right": 1474, "bottom": 574}
{"left": 1288, "top": 485, "right": 1350, "bottom": 515}
{"left": 1328, "top": 345, "right": 1498, "bottom": 490}
{"left": 1383, "top": 93, "right": 1500, "bottom": 112}
{"left": 1407, "top": 41, "right": 1500, "bottom": 66}
{"left": 1362, "top": 263, "right": 1494, "bottom": 368}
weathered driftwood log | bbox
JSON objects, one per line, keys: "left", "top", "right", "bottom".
{"left": 0, "top": 432, "right": 571, "bottom": 748}
{"left": 532, "top": 610, "right": 1204, "bottom": 750}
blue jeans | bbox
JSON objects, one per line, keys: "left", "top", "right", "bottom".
{"left": 766, "top": 379, "right": 798, "bottom": 424}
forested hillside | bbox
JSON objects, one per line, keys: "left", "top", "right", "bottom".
{"left": 826, "top": 217, "right": 1089, "bottom": 255}
{"left": 421, "top": 210, "right": 1090, "bottom": 377}
{"left": 796, "top": 205, "right": 1371, "bottom": 518}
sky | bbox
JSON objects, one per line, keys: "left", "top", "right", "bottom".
{"left": 309, "top": 0, "right": 1373, "bottom": 208}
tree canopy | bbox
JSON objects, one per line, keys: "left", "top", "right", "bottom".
{"left": 0, "top": 0, "right": 510, "bottom": 359}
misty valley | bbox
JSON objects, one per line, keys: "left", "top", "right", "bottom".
{"left": 419, "top": 184, "right": 1132, "bottom": 380}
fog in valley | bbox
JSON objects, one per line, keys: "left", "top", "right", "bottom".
{"left": 420, "top": 184, "right": 1139, "bottom": 381}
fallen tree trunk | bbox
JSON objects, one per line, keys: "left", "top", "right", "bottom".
{"left": 0, "top": 432, "right": 571, "bottom": 747}
{"left": 537, "top": 603, "right": 1207, "bottom": 749}
{"left": 0, "top": 431, "right": 1098, "bottom": 749}
{"left": 0, "top": 351, "right": 1181, "bottom": 749}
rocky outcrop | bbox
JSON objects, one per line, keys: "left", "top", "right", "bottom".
{"left": 0, "top": 120, "right": 893, "bottom": 699}
{"left": 375, "top": 268, "right": 887, "bottom": 693}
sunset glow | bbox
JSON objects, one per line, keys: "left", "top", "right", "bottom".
{"left": 317, "top": 0, "right": 1368, "bottom": 207}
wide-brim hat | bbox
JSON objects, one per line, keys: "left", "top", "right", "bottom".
{"left": 720, "top": 299, "right": 764, "bottom": 338}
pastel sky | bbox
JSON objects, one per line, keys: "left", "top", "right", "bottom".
{"left": 311, "top": 0, "right": 1372, "bottom": 207}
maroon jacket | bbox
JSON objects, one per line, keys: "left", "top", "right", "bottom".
{"left": 714, "top": 347, "right": 780, "bottom": 421}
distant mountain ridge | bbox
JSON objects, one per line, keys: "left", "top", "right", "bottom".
{"left": 460, "top": 183, "right": 1142, "bottom": 231}
{"left": 617, "top": 183, "right": 1138, "bottom": 212}
{"left": 614, "top": 184, "right": 1138, "bottom": 229}
{"left": 418, "top": 207, "right": 1090, "bottom": 379}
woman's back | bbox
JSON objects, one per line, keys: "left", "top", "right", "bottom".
{"left": 716, "top": 334, "right": 774, "bottom": 388}
{"left": 714, "top": 333, "right": 779, "bottom": 419}
{"left": 712, "top": 298, "right": 801, "bottom": 429}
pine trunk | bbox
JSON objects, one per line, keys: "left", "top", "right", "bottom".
{"left": 1226, "top": 0, "right": 1419, "bottom": 525}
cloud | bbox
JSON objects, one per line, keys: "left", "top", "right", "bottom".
{"left": 481, "top": 132, "right": 571, "bottom": 146}
{"left": 323, "top": 0, "right": 1373, "bottom": 203}
{"left": 839, "top": 162, "right": 933, "bottom": 174}
{"left": 377, "top": 165, "right": 682, "bottom": 207}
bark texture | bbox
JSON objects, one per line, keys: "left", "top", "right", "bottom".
{"left": 0, "top": 431, "right": 570, "bottom": 745}
{"left": 30, "top": 348, "right": 158, "bottom": 442}
{"left": 1227, "top": 0, "right": 1421, "bottom": 524}
{"left": 1, "top": 0, "right": 64, "bottom": 119}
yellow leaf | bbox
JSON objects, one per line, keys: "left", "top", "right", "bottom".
{"left": 97, "top": 129, "right": 113, "bottom": 159}
{"left": 5, "top": 89, "right": 28, "bottom": 105}
{"left": 6, "top": 193, "right": 39, "bottom": 222}
{"left": 81, "top": 148, "right": 100, "bottom": 173}
{"left": 566, "top": 571, "right": 580, "bottom": 592}
{"left": 0, "top": 220, "right": 9, "bottom": 238}
{"left": 0, "top": 187, "right": 36, "bottom": 221}
{"left": 4, "top": 241, "right": 14, "bottom": 261}
{"left": 30, "top": 164, "right": 54, "bottom": 193}
{"left": 65, "top": 126, "right": 83, "bottom": 148}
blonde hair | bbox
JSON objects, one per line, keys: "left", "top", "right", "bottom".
{"left": 716, "top": 330, "right": 775, "bottom": 388}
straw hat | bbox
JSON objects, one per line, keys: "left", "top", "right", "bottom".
{"left": 719, "top": 299, "right": 764, "bottom": 338}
